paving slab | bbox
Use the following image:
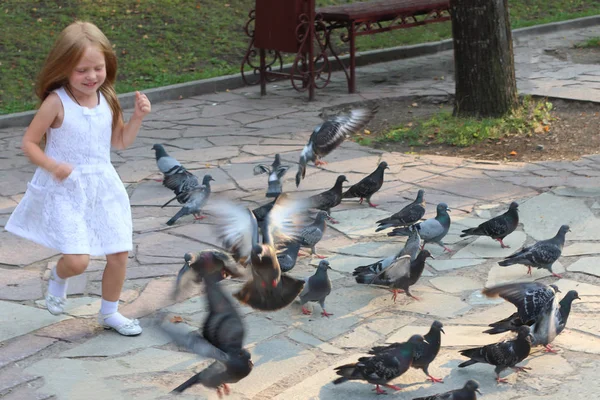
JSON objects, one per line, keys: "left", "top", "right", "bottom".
{"left": 0, "top": 301, "right": 70, "bottom": 343}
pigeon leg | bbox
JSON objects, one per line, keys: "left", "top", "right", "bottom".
{"left": 327, "top": 215, "right": 339, "bottom": 224}
{"left": 222, "top": 384, "right": 230, "bottom": 395}
{"left": 426, "top": 374, "right": 444, "bottom": 383}
{"left": 496, "top": 375, "right": 509, "bottom": 384}
{"left": 420, "top": 243, "right": 425, "bottom": 250}
{"left": 496, "top": 238, "right": 510, "bottom": 248}
{"left": 544, "top": 344, "right": 559, "bottom": 353}
{"left": 438, "top": 242, "right": 453, "bottom": 253}
{"left": 406, "top": 288, "right": 421, "bottom": 301}
{"left": 382, "top": 384, "right": 402, "bottom": 391}
{"left": 314, "top": 159, "right": 327, "bottom": 166}
{"left": 371, "top": 385, "right": 387, "bottom": 395}
{"left": 367, "top": 197, "right": 378, "bottom": 208}
{"left": 193, "top": 214, "right": 206, "bottom": 220}
{"left": 359, "top": 198, "right": 364, "bottom": 204}
{"left": 389, "top": 289, "right": 404, "bottom": 303}
{"left": 511, "top": 366, "right": 531, "bottom": 373}
{"left": 153, "top": 178, "right": 163, "bottom": 182}
{"left": 311, "top": 246, "right": 326, "bottom": 259}
{"left": 321, "top": 310, "right": 334, "bottom": 318}
{"left": 527, "top": 266, "right": 532, "bottom": 275}
{"left": 301, "top": 306, "right": 312, "bottom": 315}
{"left": 551, "top": 272, "right": 563, "bottom": 278}
{"left": 216, "top": 387, "right": 223, "bottom": 398}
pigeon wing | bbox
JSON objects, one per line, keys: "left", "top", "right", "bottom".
{"left": 483, "top": 282, "right": 556, "bottom": 323}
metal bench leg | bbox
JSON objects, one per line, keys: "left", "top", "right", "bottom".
{"left": 259, "top": 48, "right": 267, "bottom": 96}
{"left": 348, "top": 21, "right": 356, "bottom": 93}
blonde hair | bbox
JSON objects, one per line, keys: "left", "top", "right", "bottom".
{"left": 36, "top": 21, "right": 123, "bottom": 131}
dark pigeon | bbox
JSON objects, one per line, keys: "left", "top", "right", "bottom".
{"left": 299, "top": 259, "right": 333, "bottom": 317}
{"left": 163, "top": 174, "right": 214, "bottom": 226}
{"left": 296, "top": 108, "right": 377, "bottom": 187}
{"left": 498, "top": 224, "right": 570, "bottom": 278}
{"left": 342, "top": 161, "right": 389, "bottom": 207}
{"left": 298, "top": 210, "right": 328, "bottom": 258}
{"left": 163, "top": 252, "right": 253, "bottom": 396}
{"left": 376, "top": 189, "right": 426, "bottom": 232}
{"left": 461, "top": 202, "right": 519, "bottom": 248}
{"left": 370, "top": 320, "right": 445, "bottom": 383}
{"left": 412, "top": 380, "right": 481, "bottom": 400}
{"left": 276, "top": 241, "right": 302, "bottom": 273}
{"left": 355, "top": 250, "right": 433, "bottom": 302}
{"left": 458, "top": 325, "right": 532, "bottom": 384}
{"left": 352, "top": 228, "right": 421, "bottom": 277}
{"left": 308, "top": 175, "right": 348, "bottom": 223}
{"left": 388, "top": 203, "right": 452, "bottom": 253}
{"left": 333, "top": 334, "right": 427, "bottom": 395}
{"left": 254, "top": 154, "right": 290, "bottom": 198}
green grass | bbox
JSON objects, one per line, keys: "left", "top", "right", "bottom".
{"left": 1, "top": 0, "right": 599, "bottom": 114}
{"left": 575, "top": 37, "right": 600, "bottom": 48}
{"left": 379, "top": 97, "right": 554, "bottom": 147}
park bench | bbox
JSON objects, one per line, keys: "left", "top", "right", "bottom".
{"left": 241, "top": 0, "right": 451, "bottom": 100}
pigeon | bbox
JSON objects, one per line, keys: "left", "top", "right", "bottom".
{"left": 388, "top": 203, "right": 452, "bottom": 253}
{"left": 308, "top": 175, "right": 348, "bottom": 223}
{"left": 163, "top": 174, "right": 214, "bottom": 226}
{"left": 296, "top": 107, "right": 377, "bottom": 187}
{"left": 163, "top": 252, "right": 253, "bottom": 396}
{"left": 162, "top": 169, "right": 201, "bottom": 203}
{"left": 460, "top": 202, "right": 519, "bottom": 248}
{"left": 412, "top": 380, "right": 481, "bottom": 400}
{"left": 297, "top": 210, "right": 328, "bottom": 258}
{"left": 254, "top": 154, "right": 290, "bottom": 198}
{"left": 333, "top": 334, "right": 427, "bottom": 395}
{"left": 352, "top": 228, "right": 421, "bottom": 277}
{"left": 498, "top": 224, "right": 570, "bottom": 278}
{"left": 299, "top": 259, "right": 333, "bottom": 317}
{"left": 370, "top": 321, "right": 445, "bottom": 383}
{"left": 342, "top": 161, "right": 389, "bottom": 207}
{"left": 151, "top": 144, "right": 184, "bottom": 178}
{"left": 458, "top": 325, "right": 532, "bottom": 384}
{"left": 483, "top": 282, "right": 579, "bottom": 353}
{"left": 207, "top": 194, "right": 307, "bottom": 311}
{"left": 276, "top": 241, "right": 302, "bottom": 273}
{"left": 355, "top": 250, "right": 433, "bottom": 302}
{"left": 375, "top": 189, "right": 426, "bottom": 232}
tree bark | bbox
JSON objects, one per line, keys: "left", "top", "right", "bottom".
{"left": 450, "top": 0, "right": 519, "bottom": 118}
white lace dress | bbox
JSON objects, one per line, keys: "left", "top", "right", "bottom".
{"left": 6, "top": 87, "right": 132, "bottom": 256}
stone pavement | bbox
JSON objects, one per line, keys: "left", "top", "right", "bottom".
{"left": 1, "top": 23, "right": 600, "bottom": 400}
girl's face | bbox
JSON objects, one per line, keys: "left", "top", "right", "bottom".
{"left": 68, "top": 45, "right": 107, "bottom": 96}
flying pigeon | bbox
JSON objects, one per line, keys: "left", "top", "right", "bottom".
{"left": 460, "top": 202, "right": 519, "bottom": 248}
{"left": 308, "top": 175, "right": 348, "bottom": 223}
{"left": 163, "top": 174, "right": 214, "bottom": 225}
{"left": 483, "top": 282, "right": 579, "bottom": 353}
{"left": 355, "top": 250, "right": 433, "bottom": 302}
{"left": 299, "top": 259, "right": 333, "bottom": 317}
{"left": 375, "top": 189, "right": 426, "bottom": 232}
{"left": 296, "top": 108, "right": 377, "bottom": 187}
{"left": 254, "top": 154, "right": 290, "bottom": 198}
{"left": 370, "top": 320, "right": 445, "bottom": 383}
{"left": 498, "top": 224, "right": 570, "bottom": 278}
{"left": 342, "top": 161, "right": 389, "bottom": 207}
{"left": 297, "top": 210, "right": 328, "bottom": 258}
{"left": 333, "top": 335, "right": 427, "bottom": 395}
{"left": 207, "top": 195, "right": 307, "bottom": 311}
{"left": 352, "top": 228, "right": 421, "bottom": 277}
{"left": 388, "top": 203, "right": 452, "bottom": 252}
{"left": 162, "top": 252, "right": 253, "bottom": 396}
{"left": 458, "top": 325, "right": 532, "bottom": 384}
{"left": 412, "top": 380, "right": 481, "bottom": 400}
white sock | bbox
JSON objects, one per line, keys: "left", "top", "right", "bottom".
{"left": 48, "top": 267, "right": 68, "bottom": 298}
{"left": 100, "top": 299, "right": 129, "bottom": 327}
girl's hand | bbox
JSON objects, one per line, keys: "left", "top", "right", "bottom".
{"left": 51, "top": 163, "right": 73, "bottom": 181}
{"left": 133, "top": 91, "right": 151, "bottom": 118}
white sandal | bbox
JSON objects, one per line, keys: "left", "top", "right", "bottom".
{"left": 45, "top": 292, "right": 66, "bottom": 315}
{"left": 97, "top": 312, "right": 142, "bottom": 336}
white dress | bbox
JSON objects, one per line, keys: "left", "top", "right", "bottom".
{"left": 5, "top": 87, "right": 132, "bottom": 256}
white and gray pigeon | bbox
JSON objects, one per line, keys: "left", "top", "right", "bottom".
{"left": 388, "top": 203, "right": 452, "bottom": 253}
{"left": 253, "top": 154, "right": 290, "bottom": 198}
{"left": 296, "top": 107, "right": 377, "bottom": 187}
{"left": 412, "top": 380, "right": 481, "bottom": 400}
{"left": 164, "top": 174, "right": 214, "bottom": 226}
{"left": 152, "top": 143, "right": 182, "bottom": 176}
{"left": 375, "top": 189, "right": 426, "bottom": 232}
{"left": 299, "top": 259, "right": 333, "bottom": 317}
{"left": 352, "top": 228, "right": 421, "bottom": 277}
{"left": 152, "top": 144, "right": 199, "bottom": 194}
{"left": 498, "top": 224, "right": 570, "bottom": 278}
{"left": 461, "top": 201, "right": 519, "bottom": 248}
{"left": 298, "top": 210, "right": 329, "bottom": 258}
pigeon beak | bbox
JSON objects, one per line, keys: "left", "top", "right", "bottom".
{"left": 440, "top": 328, "right": 445, "bottom": 334}
{"left": 446, "top": 207, "right": 451, "bottom": 212}
{"left": 423, "top": 339, "right": 429, "bottom": 345}
{"left": 576, "top": 295, "right": 581, "bottom": 300}
{"left": 429, "top": 254, "right": 435, "bottom": 259}
{"left": 476, "top": 389, "right": 482, "bottom": 394}
{"left": 556, "top": 288, "right": 562, "bottom": 293}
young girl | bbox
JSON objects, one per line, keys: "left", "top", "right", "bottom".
{"left": 5, "top": 21, "right": 151, "bottom": 336}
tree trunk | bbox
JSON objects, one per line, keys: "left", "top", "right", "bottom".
{"left": 450, "top": 0, "right": 518, "bottom": 118}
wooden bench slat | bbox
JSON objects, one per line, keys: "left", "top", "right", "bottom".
{"left": 316, "top": 0, "right": 450, "bottom": 22}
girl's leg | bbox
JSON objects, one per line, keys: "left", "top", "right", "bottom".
{"left": 46, "top": 254, "right": 90, "bottom": 315}
{"left": 98, "top": 251, "right": 142, "bottom": 336}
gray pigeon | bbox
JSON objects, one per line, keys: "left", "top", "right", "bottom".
{"left": 296, "top": 108, "right": 377, "bottom": 187}
{"left": 152, "top": 143, "right": 182, "bottom": 176}
{"left": 461, "top": 202, "right": 519, "bottom": 248}
{"left": 342, "top": 161, "right": 389, "bottom": 207}
{"left": 333, "top": 334, "right": 427, "bottom": 395}
{"left": 299, "top": 259, "right": 333, "bottom": 317}
{"left": 298, "top": 210, "right": 328, "bottom": 258}
{"left": 498, "top": 224, "right": 570, "bottom": 278}
{"left": 277, "top": 241, "right": 302, "bottom": 273}
{"left": 389, "top": 203, "right": 452, "bottom": 252}
{"left": 308, "top": 175, "right": 348, "bottom": 223}
{"left": 458, "top": 325, "right": 532, "bottom": 384}
{"left": 376, "top": 189, "right": 426, "bottom": 232}
{"left": 352, "top": 228, "right": 421, "bottom": 277}
{"left": 254, "top": 154, "right": 290, "bottom": 198}
{"left": 163, "top": 252, "right": 253, "bottom": 396}
{"left": 163, "top": 174, "right": 214, "bottom": 226}
{"left": 412, "top": 380, "right": 481, "bottom": 400}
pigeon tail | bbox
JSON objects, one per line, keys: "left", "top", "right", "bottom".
{"left": 167, "top": 208, "right": 188, "bottom": 226}
{"left": 375, "top": 222, "right": 395, "bottom": 232}
{"left": 498, "top": 258, "right": 518, "bottom": 267}
{"left": 460, "top": 226, "right": 484, "bottom": 238}
{"left": 457, "top": 359, "right": 479, "bottom": 368}
{"left": 171, "top": 374, "right": 200, "bottom": 393}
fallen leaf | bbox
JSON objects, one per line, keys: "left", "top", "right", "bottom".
{"left": 534, "top": 125, "right": 544, "bottom": 134}
{"left": 205, "top": 163, "right": 212, "bottom": 168}
{"left": 509, "top": 151, "right": 517, "bottom": 156}
{"left": 364, "top": 129, "right": 371, "bottom": 135}
{"left": 411, "top": 103, "right": 418, "bottom": 107}
{"left": 407, "top": 122, "right": 413, "bottom": 127}
{"left": 170, "top": 315, "right": 184, "bottom": 323}
{"left": 543, "top": 125, "right": 550, "bottom": 132}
